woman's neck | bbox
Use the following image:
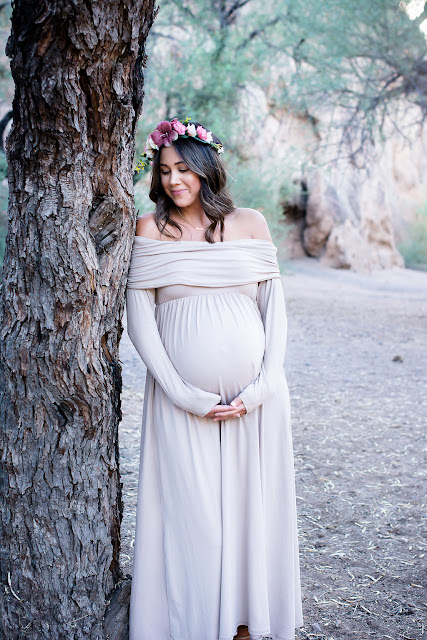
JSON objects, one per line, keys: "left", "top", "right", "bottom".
{"left": 174, "top": 205, "right": 208, "bottom": 227}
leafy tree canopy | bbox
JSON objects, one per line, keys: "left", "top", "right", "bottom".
{"left": 139, "top": 0, "right": 427, "bottom": 162}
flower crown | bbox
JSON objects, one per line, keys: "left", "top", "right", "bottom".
{"left": 135, "top": 117, "right": 224, "bottom": 173}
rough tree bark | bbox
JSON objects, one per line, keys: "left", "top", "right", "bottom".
{"left": 0, "top": 1, "right": 156, "bottom": 638}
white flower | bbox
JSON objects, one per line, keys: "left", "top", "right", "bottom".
{"left": 144, "top": 146, "right": 156, "bottom": 159}
{"left": 186, "top": 123, "right": 197, "bottom": 137}
{"left": 147, "top": 135, "right": 159, "bottom": 150}
{"left": 218, "top": 146, "right": 224, "bottom": 153}
{"left": 205, "top": 131, "right": 213, "bottom": 143}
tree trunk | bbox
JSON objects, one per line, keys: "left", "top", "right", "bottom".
{"left": 0, "top": 1, "right": 155, "bottom": 638}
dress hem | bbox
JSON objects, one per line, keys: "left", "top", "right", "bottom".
{"left": 218, "top": 627, "right": 303, "bottom": 640}
{"left": 217, "top": 636, "right": 298, "bottom": 640}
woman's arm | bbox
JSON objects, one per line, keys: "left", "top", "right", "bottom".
{"left": 223, "top": 208, "right": 286, "bottom": 415}
{"left": 209, "top": 274, "right": 286, "bottom": 422}
{"left": 126, "top": 287, "right": 221, "bottom": 417}
{"left": 237, "top": 276, "right": 288, "bottom": 414}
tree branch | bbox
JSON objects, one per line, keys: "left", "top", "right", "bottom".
{"left": 236, "top": 16, "right": 281, "bottom": 51}
{"left": 224, "top": 0, "right": 253, "bottom": 23}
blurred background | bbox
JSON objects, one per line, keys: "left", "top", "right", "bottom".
{"left": 1, "top": 0, "right": 427, "bottom": 270}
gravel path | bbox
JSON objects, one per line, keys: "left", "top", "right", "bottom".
{"left": 119, "top": 258, "right": 427, "bottom": 640}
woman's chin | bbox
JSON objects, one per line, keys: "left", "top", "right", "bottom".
{"left": 171, "top": 198, "right": 195, "bottom": 210}
{"left": 171, "top": 196, "right": 187, "bottom": 206}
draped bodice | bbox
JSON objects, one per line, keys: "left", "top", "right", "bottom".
{"left": 126, "top": 237, "right": 281, "bottom": 290}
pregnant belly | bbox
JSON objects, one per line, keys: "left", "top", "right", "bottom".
{"left": 156, "top": 292, "right": 265, "bottom": 397}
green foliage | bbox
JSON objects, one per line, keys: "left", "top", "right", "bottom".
{"left": 139, "top": 0, "right": 427, "bottom": 162}
{"left": 273, "top": 0, "right": 427, "bottom": 158}
{"left": 0, "top": 178, "right": 8, "bottom": 265}
{"left": 0, "top": 1, "right": 13, "bottom": 102}
{"left": 134, "top": 174, "right": 154, "bottom": 218}
{"left": 398, "top": 202, "right": 427, "bottom": 266}
{"left": 0, "top": 152, "right": 8, "bottom": 180}
{"left": 0, "top": 3, "right": 12, "bottom": 266}
{"left": 0, "top": 153, "right": 7, "bottom": 265}
{"left": 227, "top": 155, "right": 299, "bottom": 243}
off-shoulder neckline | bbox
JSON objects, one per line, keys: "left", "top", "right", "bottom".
{"left": 133, "top": 236, "right": 275, "bottom": 246}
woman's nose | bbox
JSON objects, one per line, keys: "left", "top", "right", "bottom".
{"left": 170, "top": 171, "right": 181, "bottom": 185}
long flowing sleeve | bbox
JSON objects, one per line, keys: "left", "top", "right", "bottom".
{"left": 126, "top": 287, "right": 222, "bottom": 417}
{"left": 238, "top": 277, "right": 287, "bottom": 414}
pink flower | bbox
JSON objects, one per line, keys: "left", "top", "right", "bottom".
{"left": 150, "top": 121, "right": 179, "bottom": 148}
{"left": 187, "top": 123, "right": 197, "bottom": 137}
{"left": 196, "top": 125, "right": 210, "bottom": 142}
{"left": 171, "top": 118, "right": 187, "bottom": 135}
{"left": 143, "top": 118, "right": 223, "bottom": 158}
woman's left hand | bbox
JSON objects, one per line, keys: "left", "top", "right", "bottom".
{"left": 213, "top": 396, "right": 247, "bottom": 421}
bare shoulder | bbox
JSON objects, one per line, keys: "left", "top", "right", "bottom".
{"left": 135, "top": 212, "right": 161, "bottom": 239}
{"left": 234, "top": 207, "right": 272, "bottom": 241}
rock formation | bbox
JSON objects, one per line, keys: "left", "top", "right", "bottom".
{"left": 245, "top": 86, "right": 426, "bottom": 271}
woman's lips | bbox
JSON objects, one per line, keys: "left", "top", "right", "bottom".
{"left": 171, "top": 189, "right": 187, "bottom": 196}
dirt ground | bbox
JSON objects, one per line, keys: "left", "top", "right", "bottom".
{"left": 118, "top": 257, "right": 427, "bottom": 640}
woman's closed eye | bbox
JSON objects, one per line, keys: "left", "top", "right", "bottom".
{"left": 161, "top": 169, "right": 188, "bottom": 175}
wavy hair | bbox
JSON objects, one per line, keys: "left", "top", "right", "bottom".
{"left": 149, "top": 123, "right": 235, "bottom": 243}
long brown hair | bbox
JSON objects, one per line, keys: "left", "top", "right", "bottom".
{"left": 149, "top": 123, "right": 235, "bottom": 243}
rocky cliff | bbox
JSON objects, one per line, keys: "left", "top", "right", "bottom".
{"left": 245, "top": 86, "right": 426, "bottom": 271}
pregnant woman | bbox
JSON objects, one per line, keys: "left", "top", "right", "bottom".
{"left": 126, "top": 118, "right": 303, "bottom": 640}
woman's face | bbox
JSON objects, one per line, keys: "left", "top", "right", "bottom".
{"left": 159, "top": 145, "right": 202, "bottom": 210}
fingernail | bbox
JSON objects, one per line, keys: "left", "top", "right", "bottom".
{"left": 230, "top": 401, "right": 237, "bottom": 407}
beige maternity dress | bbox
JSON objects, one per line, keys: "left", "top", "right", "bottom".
{"left": 126, "top": 237, "right": 302, "bottom": 640}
